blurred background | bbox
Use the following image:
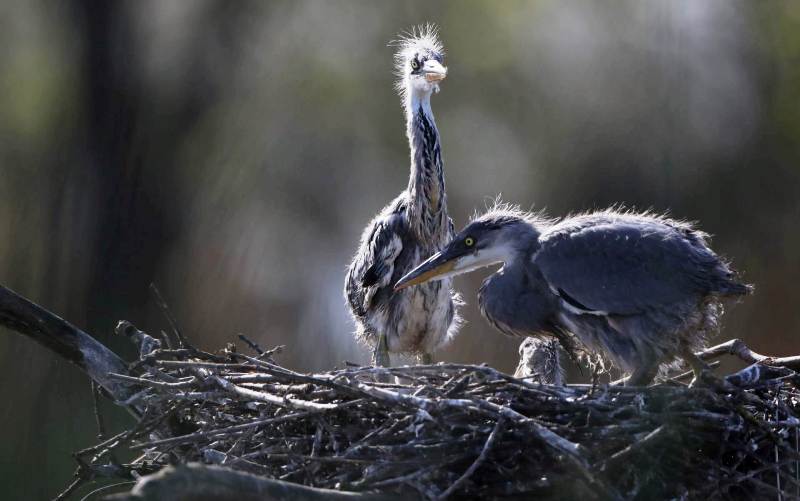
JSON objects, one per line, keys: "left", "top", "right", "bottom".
{"left": 1, "top": 0, "right": 799, "bottom": 497}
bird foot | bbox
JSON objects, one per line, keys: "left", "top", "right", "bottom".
{"left": 687, "top": 367, "right": 734, "bottom": 391}
{"left": 681, "top": 347, "right": 725, "bottom": 389}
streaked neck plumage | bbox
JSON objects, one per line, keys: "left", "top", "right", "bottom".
{"left": 405, "top": 90, "right": 448, "bottom": 244}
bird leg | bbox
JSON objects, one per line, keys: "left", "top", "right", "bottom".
{"left": 625, "top": 364, "right": 658, "bottom": 387}
{"left": 420, "top": 352, "right": 433, "bottom": 365}
{"left": 373, "top": 331, "right": 391, "bottom": 368}
{"left": 680, "top": 346, "right": 717, "bottom": 387}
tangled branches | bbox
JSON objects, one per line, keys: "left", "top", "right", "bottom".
{"left": 0, "top": 283, "right": 796, "bottom": 500}
{"left": 66, "top": 324, "right": 800, "bottom": 500}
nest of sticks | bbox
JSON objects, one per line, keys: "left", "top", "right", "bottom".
{"left": 54, "top": 318, "right": 800, "bottom": 501}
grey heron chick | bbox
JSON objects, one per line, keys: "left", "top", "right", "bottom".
{"left": 344, "top": 25, "right": 460, "bottom": 367}
{"left": 514, "top": 337, "right": 564, "bottom": 385}
{"left": 396, "top": 203, "right": 751, "bottom": 385}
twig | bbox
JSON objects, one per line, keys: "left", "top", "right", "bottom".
{"left": 213, "top": 376, "right": 343, "bottom": 411}
{"left": 149, "top": 283, "right": 192, "bottom": 350}
{"left": 91, "top": 381, "right": 107, "bottom": 440}
{"left": 599, "top": 425, "right": 669, "bottom": 470}
{"left": 79, "top": 481, "right": 136, "bottom": 501}
{"left": 238, "top": 334, "right": 265, "bottom": 355}
{"left": 53, "top": 472, "right": 86, "bottom": 501}
{"left": 75, "top": 431, "right": 130, "bottom": 459}
{"left": 436, "top": 418, "right": 505, "bottom": 500}
{"left": 108, "top": 373, "right": 198, "bottom": 389}
{"left": 667, "top": 361, "right": 722, "bottom": 383}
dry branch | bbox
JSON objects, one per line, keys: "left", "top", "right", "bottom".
{"left": 699, "top": 339, "right": 800, "bottom": 370}
{"left": 0, "top": 285, "right": 141, "bottom": 413}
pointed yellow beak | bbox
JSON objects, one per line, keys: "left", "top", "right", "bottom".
{"left": 394, "top": 252, "right": 455, "bottom": 291}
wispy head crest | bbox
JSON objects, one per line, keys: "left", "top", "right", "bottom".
{"left": 390, "top": 23, "right": 444, "bottom": 96}
{"left": 470, "top": 196, "right": 554, "bottom": 229}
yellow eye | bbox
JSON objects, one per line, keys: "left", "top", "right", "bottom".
{"left": 464, "top": 237, "right": 475, "bottom": 247}
{"left": 411, "top": 59, "right": 420, "bottom": 71}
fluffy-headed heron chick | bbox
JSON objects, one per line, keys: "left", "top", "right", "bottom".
{"left": 514, "top": 338, "right": 564, "bottom": 385}
{"left": 345, "top": 25, "right": 460, "bottom": 367}
{"left": 396, "top": 203, "right": 752, "bottom": 385}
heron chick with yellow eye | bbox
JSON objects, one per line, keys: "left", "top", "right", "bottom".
{"left": 395, "top": 203, "right": 751, "bottom": 385}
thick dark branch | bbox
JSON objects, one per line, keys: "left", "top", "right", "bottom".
{"left": 0, "top": 285, "right": 138, "bottom": 409}
{"left": 106, "top": 463, "right": 409, "bottom": 501}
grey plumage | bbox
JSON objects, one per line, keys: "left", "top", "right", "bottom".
{"left": 396, "top": 203, "right": 751, "bottom": 385}
{"left": 514, "top": 337, "right": 564, "bottom": 385}
{"left": 344, "top": 26, "right": 460, "bottom": 365}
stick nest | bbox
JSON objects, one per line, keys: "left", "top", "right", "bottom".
{"left": 71, "top": 322, "right": 800, "bottom": 500}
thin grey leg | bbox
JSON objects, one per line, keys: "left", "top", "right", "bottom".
{"left": 373, "top": 332, "right": 391, "bottom": 368}
{"left": 681, "top": 346, "right": 713, "bottom": 387}
{"left": 549, "top": 339, "right": 564, "bottom": 386}
{"left": 625, "top": 360, "right": 658, "bottom": 387}
{"left": 622, "top": 345, "right": 664, "bottom": 387}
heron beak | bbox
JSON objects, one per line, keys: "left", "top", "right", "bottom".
{"left": 394, "top": 251, "right": 456, "bottom": 291}
{"left": 423, "top": 60, "right": 447, "bottom": 83}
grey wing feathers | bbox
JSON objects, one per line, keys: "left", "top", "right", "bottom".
{"left": 534, "top": 218, "right": 741, "bottom": 315}
{"left": 346, "top": 213, "right": 405, "bottom": 316}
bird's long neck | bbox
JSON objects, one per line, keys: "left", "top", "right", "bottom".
{"left": 405, "top": 92, "right": 448, "bottom": 243}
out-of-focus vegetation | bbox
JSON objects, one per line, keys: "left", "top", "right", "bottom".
{"left": 0, "top": 1, "right": 798, "bottom": 498}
